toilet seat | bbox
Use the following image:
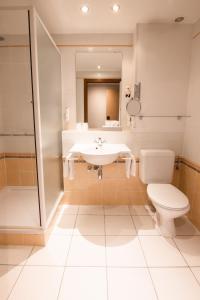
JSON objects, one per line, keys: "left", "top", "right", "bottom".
{"left": 147, "top": 184, "right": 189, "bottom": 211}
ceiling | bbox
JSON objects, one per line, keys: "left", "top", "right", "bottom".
{"left": 32, "top": 0, "right": 200, "bottom": 34}
{"left": 0, "top": 0, "right": 200, "bottom": 34}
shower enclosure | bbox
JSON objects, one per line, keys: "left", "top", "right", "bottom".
{"left": 0, "top": 7, "right": 63, "bottom": 233}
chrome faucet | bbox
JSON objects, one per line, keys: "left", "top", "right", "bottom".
{"left": 95, "top": 137, "right": 105, "bottom": 147}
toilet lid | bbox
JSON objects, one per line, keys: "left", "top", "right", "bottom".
{"left": 147, "top": 184, "right": 189, "bottom": 210}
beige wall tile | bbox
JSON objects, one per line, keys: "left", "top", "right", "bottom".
{"left": 4, "top": 157, "right": 36, "bottom": 187}
{"left": 19, "top": 158, "right": 34, "bottom": 172}
{"left": 188, "top": 172, "right": 200, "bottom": 230}
{"left": 179, "top": 163, "right": 200, "bottom": 230}
{"left": 5, "top": 158, "right": 19, "bottom": 171}
{"left": 179, "top": 164, "right": 198, "bottom": 219}
{"left": 0, "top": 158, "right": 7, "bottom": 189}
{"left": 63, "top": 162, "right": 148, "bottom": 205}
{"left": 0, "top": 233, "right": 45, "bottom": 246}
{"left": 6, "top": 171, "right": 20, "bottom": 186}
{"left": 20, "top": 171, "right": 34, "bottom": 186}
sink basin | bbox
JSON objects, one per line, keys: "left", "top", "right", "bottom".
{"left": 69, "top": 143, "right": 131, "bottom": 166}
{"left": 81, "top": 144, "right": 119, "bottom": 165}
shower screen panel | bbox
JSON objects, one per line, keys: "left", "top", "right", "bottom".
{"left": 0, "top": 9, "right": 41, "bottom": 228}
{"left": 35, "top": 15, "right": 63, "bottom": 222}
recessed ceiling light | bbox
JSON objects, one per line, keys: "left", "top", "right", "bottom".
{"left": 81, "top": 5, "right": 89, "bottom": 14}
{"left": 112, "top": 4, "right": 120, "bottom": 13}
{"left": 174, "top": 16, "right": 184, "bottom": 23}
{"left": 97, "top": 65, "right": 101, "bottom": 70}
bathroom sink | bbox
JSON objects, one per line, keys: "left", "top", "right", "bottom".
{"left": 69, "top": 143, "right": 131, "bottom": 166}
{"left": 80, "top": 144, "right": 119, "bottom": 165}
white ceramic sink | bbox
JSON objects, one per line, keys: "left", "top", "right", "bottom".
{"left": 69, "top": 143, "right": 131, "bottom": 166}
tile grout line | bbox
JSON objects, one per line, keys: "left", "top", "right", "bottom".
{"left": 6, "top": 246, "right": 34, "bottom": 300}
{"left": 4, "top": 205, "right": 200, "bottom": 299}
{"left": 56, "top": 205, "right": 80, "bottom": 300}
{"left": 172, "top": 236, "right": 200, "bottom": 287}
{"left": 189, "top": 267, "right": 200, "bottom": 287}
{"left": 129, "top": 205, "right": 159, "bottom": 300}
{"left": 2, "top": 264, "right": 198, "bottom": 269}
{"left": 103, "top": 205, "right": 109, "bottom": 300}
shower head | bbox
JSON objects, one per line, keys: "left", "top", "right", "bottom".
{"left": 0, "top": 36, "right": 5, "bottom": 41}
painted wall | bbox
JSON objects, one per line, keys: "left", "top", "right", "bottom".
{"left": 182, "top": 19, "right": 200, "bottom": 165}
{"left": 133, "top": 23, "right": 192, "bottom": 133}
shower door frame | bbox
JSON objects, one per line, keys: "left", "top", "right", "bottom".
{"left": 28, "top": 7, "right": 63, "bottom": 230}
{"left": 0, "top": 6, "right": 63, "bottom": 232}
{"left": 0, "top": 6, "right": 42, "bottom": 232}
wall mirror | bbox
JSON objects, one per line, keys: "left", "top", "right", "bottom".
{"left": 76, "top": 52, "right": 122, "bottom": 129}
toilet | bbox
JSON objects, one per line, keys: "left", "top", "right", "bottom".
{"left": 139, "top": 149, "right": 190, "bottom": 237}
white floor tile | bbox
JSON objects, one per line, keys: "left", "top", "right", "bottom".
{"left": 129, "top": 205, "right": 154, "bottom": 216}
{"left": 67, "top": 235, "right": 106, "bottom": 266}
{"left": 52, "top": 214, "right": 76, "bottom": 235}
{"left": 175, "top": 217, "right": 200, "bottom": 236}
{"left": 139, "top": 236, "right": 186, "bottom": 267}
{"left": 58, "top": 204, "right": 79, "bottom": 215}
{"left": 9, "top": 266, "right": 63, "bottom": 300}
{"left": 191, "top": 267, "right": 200, "bottom": 284}
{"left": 0, "top": 265, "right": 22, "bottom": 300}
{"left": 107, "top": 268, "right": 157, "bottom": 300}
{"left": 174, "top": 236, "right": 200, "bottom": 266}
{"left": 58, "top": 267, "right": 107, "bottom": 300}
{"left": 74, "top": 215, "right": 105, "bottom": 235}
{"left": 106, "top": 236, "right": 146, "bottom": 267}
{"left": 79, "top": 205, "right": 104, "bottom": 215}
{"left": 26, "top": 236, "right": 71, "bottom": 266}
{"left": 150, "top": 267, "right": 200, "bottom": 300}
{"left": 105, "top": 216, "right": 136, "bottom": 235}
{"left": 104, "top": 205, "right": 130, "bottom": 215}
{"left": 133, "top": 216, "right": 160, "bottom": 235}
{"left": 0, "top": 246, "right": 32, "bottom": 265}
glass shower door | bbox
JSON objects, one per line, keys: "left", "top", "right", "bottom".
{"left": 0, "top": 9, "right": 41, "bottom": 228}
{"left": 31, "top": 12, "right": 63, "bottom": 225}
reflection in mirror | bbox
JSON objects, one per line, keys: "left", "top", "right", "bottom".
{"left": 76, "top": 52, "right": 122, "bottom": 129}
{"left": 126, "top": 98, "right": 141, "bottom": 116}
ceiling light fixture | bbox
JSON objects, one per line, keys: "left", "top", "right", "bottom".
{"left": 112, "top": 4, "right": 120, "bottom": 13}
{"left": 174, "top": 16, "right": 184, "bottom": 23}
{"left": 97, "top": 65, "right": 101, "bottom": 70}
{"left": 81, "top": 5, "right": 89, "bottom": 14}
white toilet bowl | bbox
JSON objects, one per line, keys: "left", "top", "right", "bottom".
{"left": 147, "top": 184, "right": 190, "bottom": 237}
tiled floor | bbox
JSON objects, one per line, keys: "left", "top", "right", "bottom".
{"left": 1, "top": 205, "right": 200, "bottom": 300}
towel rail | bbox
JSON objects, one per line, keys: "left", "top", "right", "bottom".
{"left": 137, "top": 115, "right": 191, "bottom": 120}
